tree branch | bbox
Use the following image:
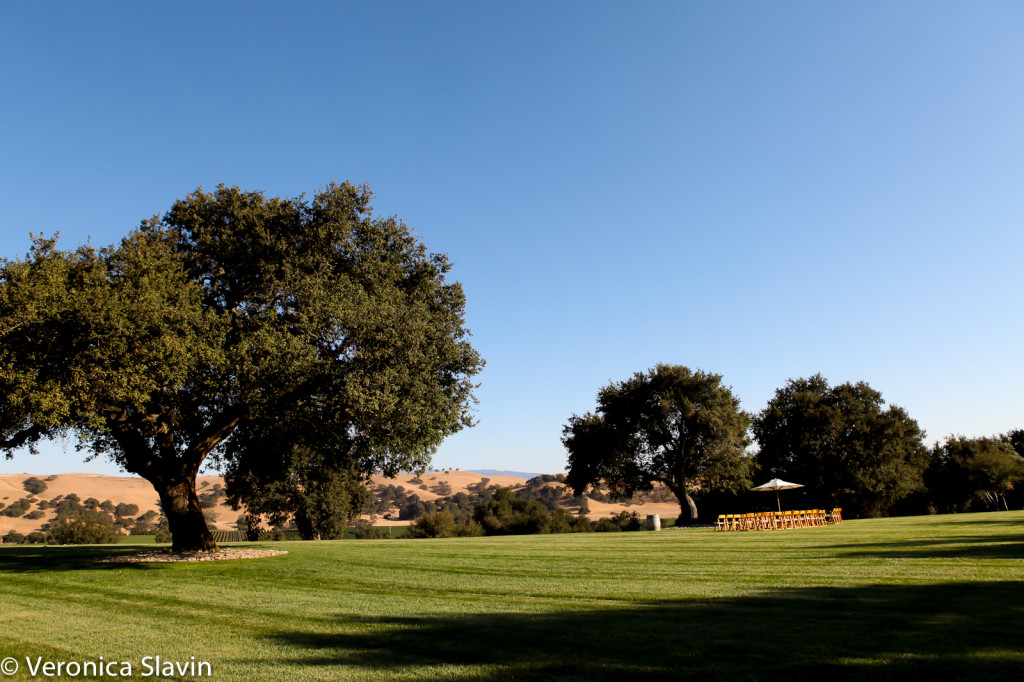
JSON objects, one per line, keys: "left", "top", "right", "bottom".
{"left": 0, "top": 424, "right": 48, "bottom": 453}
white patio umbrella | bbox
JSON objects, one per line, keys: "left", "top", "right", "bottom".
{"left": 751, "top": 478, "right": 804, "bottom": 512}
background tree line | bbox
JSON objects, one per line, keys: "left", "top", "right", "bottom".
{"left": 564, "top": 365, "right": 1024, "bottom": 524}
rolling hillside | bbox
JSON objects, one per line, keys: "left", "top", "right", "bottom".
{"left": 0, "top": 470, "right": 683, "bottom": 537}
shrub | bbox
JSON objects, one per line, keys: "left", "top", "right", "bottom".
{"left": 83, "top": 497, "right": 100, "bottom": 510}
{"left": 548, "top": 508, "right": 574, "bottom": 533}
{"left": 26, "top": 531, "right": 47, "bottom": 544}
{"left": 399, "top": 498, "right": 428, "bottom": 520}
{"left": 53, "top": 494, "right": 82, "bottom": 515}
{"left": 453, "top": 519, "right": 484, "bottom": 537}
{"left": 154, "top": 530, "right": 172, "bottom": 543}
{"left": 99, "top": 500, "right": 114, "bottom": 512}
{"left": 608, "top": 511, "right": 645, "bottom": 531}
{"left": 22, "top": 477, "right": 47, "bottom": 495}
{"left": 406, "top": 511, "right": 458, "bottom": 538}
{"left": 570, "top": 515, "right": 594, "bottom": 532}
{"left": 46, "top": 509, "right": 120, "bottom": 545}
{"left": 594, "top": 518, "right": 622, "bottom": 532}
{"left": 354, "top": 521, "right": 390, "bottom": 539}
{"left": 473, "top": 488, "right": 554, "bottom": 535}
{"left": 114, "top": 503, "right": 139, "bottom": 517}
{"left": 24, "top": 510, "right": 45, "bottom": 520}
{"left": 3, "top": 530, "right": 26, "bottom": 544}
{"left": 1, "top": 498, "right": 32, "bottom": 518}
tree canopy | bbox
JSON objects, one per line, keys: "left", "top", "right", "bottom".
{"left": 563, "top": 364, "right": 752, "bottom": 523}
{"left": 751, "top": 375, "right": 929, "bottom": 517}
{"left": 0, "top": 182, "right": 483, "bottom": 550}
{"left": 926, "top": 435, "right": 1024, "bottom": 513}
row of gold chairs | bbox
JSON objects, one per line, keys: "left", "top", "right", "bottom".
{"left": 714, "top": 508, "right": 842, "bottom": 531}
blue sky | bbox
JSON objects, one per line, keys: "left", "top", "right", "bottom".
{"left": 2, "top": 2, "right": 1022, "bottom": 477}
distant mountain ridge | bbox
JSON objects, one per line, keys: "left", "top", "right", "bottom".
{"left": 471, "top": 469, "right": 546, "bottom": 479}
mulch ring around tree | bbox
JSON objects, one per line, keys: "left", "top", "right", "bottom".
{"left": 98, "top": 548, "right": 288, "bottom": 564}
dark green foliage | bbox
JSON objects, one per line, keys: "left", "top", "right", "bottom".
{"left": 367, "top": 484, "right": 418, "bottom": 516}
{"left": 564, "top": 364, "right": 752, "bottom": 524}
{"left": 1003, "top": 429, "right": 1024, "bottom": 458}
{"left": 399, "top": 497, "right": 429, "bottom": 521}
{"left": 516, "top": 477, "right": 568, "bottom": 510}
{"left": 55, "top": 491, "right": 80, "bottom": 512}
{"left": 547, "top": 508, "right": 574, "bottom": 533}
{"left": 23, "top": 510, "right": 44, "bottom": 520}
{"left": 99, "top": 500, "right": 114, "bottom": 512}
{"left": 405, "top": 511, "right": 458, "bottom": 538}
{"left": 607, "top": 511, "right": 645, "bottom": 531}
{"left": 353, "top": 521, "right": 390, "bottom": 539}
{"left": 113, "top": 517, "right": 135, "bottom": 530}
{"left": 46, "top": 509, "right": 120, "bottom": 544}
{"left": 593, "top": 518, "right": 622, "bottom": 532}
{"left": 2, "top": 530, "right": 25, "bottom": 544}
{"left": 0, "top": 182, "right": 483, "bottom": 552}
{"left": 26, "top": 531, "right": 46, "bottom": 544}
{"left": 22, "top": 477, "right": 46, "bottom": 494}
{"left": 1, "top": 497, "right": 32, "bottom": 517}
{"left": 472, "top": 487, "right": 556, "bottom": 535}
{"left": 926, "top": 436, "right": 1024, "bottom": 512}
{"left": 129, "top": 511, "right": 165, "bottom": 535}
{"left": 570, "top": 515, "right": 594, "bottom": 532}
{"left": 405, "top": 511, "right": 484, "bottom": 538}
{"left": 197, "top": 488, "right": 225, "bottom": 509}
{"left": 227, "top": 442, "right": 371, "bottom": 540}
{"left": 113, "top": 503, "right": 139, "bottom": 517}
{"left": 752, "top": 375, "right": 930, "bottom": 517}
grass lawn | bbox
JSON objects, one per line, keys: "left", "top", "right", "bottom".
{"left": 1, "top": 511, "right": 1022, "bottom": 681}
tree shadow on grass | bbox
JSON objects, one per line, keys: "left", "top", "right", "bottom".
{"left": 0, "top": 545, "right": 164, "bottom": 572}
{"left": 265, "top": 581, "right": 1024, "bottom": 681}
{"left": 825, "top": 534, "right": 1024, "bottom": 560}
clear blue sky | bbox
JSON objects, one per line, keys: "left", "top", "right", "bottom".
{"left": 2, "top": 2, "right": 1022, "bottom": 477}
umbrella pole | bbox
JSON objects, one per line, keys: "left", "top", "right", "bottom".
{"left": 776, "top": 490, "right": 781, "bottom": 512}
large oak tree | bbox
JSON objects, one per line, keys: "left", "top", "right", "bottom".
{"left": 563, "top": 364, "right": 752, "bottom": 524}
{"left": 0, "top": 183, "right": 483, "bottom": 551}
{"left": 751, "top": 375, "right": 928, "bottom": 517}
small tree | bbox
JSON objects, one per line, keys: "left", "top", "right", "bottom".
{"left": 46, "top": 509, "right": 120, "bottom": 544}
{"left": 3, "top": 530, "right": 26, "bottom": 544}
{"left": 406, "top": 511, "right": 458, "bottom": 538}
{"left": 114, "top": 503, "right": 139, "bottom": 518}
{"left": 564, "top": 364, "right": 752, "bottom": 524}
{"left": 22, "top": 477, "right": 47, "bottom": 494}
{"left": 1, "top": 498, "right": 32, "bottom": 518}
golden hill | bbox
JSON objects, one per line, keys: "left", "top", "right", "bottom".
{"left": 0, "top": 471, "right": 683, "bottom": 537}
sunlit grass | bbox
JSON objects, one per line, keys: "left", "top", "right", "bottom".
{"left": 1, "top": 511, "right": 1022, "bottom": 680}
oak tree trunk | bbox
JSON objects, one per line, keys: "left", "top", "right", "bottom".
{"left": 665, "top": 481, "right": 699, "bottom": 525}
{"left": 151, "top": 474, "right": 217, "bottom": 552}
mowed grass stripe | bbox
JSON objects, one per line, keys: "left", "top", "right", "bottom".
{"left": 1, "top": 511, "right": 1023, "bottom": 680}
